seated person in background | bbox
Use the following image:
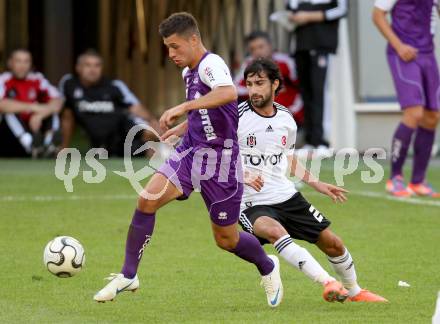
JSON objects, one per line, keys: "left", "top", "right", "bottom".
{"left": 234, "top": 31, "right": 303, "bottom": 125}
{"left": 0, "top": 48, "right": 63, "bottom": 158}
{"left": 59, "top": 49, "right": 160, "bottom": 156}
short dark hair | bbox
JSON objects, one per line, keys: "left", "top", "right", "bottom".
{"left": 244, "top": 58, "right": 283, "bottom": 95}
{"left": 77, "top": 49, "right": 103, "bottom": 64}
{"left": 159, "top": 12, "right": 200, "bottom": 38}
{"left": 245, "top": 31, "right": 272, "bottom": 45}
{"left": 8, "top": 48, "right": 31, "bottom": 59}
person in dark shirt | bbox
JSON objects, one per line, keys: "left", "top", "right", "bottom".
{"left": 286, "top": 0, "right": 347, "bottom": 155}
{"left": 59, "top": 49, "right": 160, "bottom": 156}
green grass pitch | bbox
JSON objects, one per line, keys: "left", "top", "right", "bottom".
{"left": 0, "top": 158, "right": 439, "bottom": 323}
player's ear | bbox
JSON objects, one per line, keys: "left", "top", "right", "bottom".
{"left": 189, "top": 34, "right": 199, "bottom": 47}
{"left": 272, "top": 79, "right": 280, "bottom": 93}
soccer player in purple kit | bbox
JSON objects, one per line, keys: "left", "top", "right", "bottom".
{"left": 373, "top": 0, "right": 440, "bottom": 198}
{"left": 94, "top": 12, "right": 284, "bottom": 307}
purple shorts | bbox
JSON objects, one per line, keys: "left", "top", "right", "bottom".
{"left": 157, "top": 143, "right": 243, "bottom": 226}
{"left": 387, "top": 51, "right": 440, "bottom": 111}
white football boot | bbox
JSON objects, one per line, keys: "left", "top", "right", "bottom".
{"left": 260, "top": 255, "right": 283, "bottom": 308}
{"left": 94, "top": 273, "right": 139, "bottom": 302}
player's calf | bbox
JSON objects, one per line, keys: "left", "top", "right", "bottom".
{"left": 315, "top": 229, "right": 345, "bottom": 258}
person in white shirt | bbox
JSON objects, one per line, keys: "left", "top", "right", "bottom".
{"left": 238, "top": 58, "right": 387, "bottom": 302}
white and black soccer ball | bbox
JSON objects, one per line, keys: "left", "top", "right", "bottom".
{"left": 43, "top": 236, "right": 85, "bottom": 278}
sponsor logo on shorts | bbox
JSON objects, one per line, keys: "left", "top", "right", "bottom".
{"left": 218, "top": 211, "right": 228, "bottom": 220}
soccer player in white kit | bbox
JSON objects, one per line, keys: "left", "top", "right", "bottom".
{"left": 238, "top": 58, "right": 387, "bottom": 302}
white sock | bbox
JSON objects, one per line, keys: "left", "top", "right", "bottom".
{"left": 274, "top": 235, "right": 335, "bottom": 285}
{"left": 327, "top": 248, "right": 362, "bottom": 297}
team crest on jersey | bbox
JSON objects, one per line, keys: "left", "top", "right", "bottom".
{"left": 28, "top": 88, "right": 37, "bottom": 100}
{"left": 281, "top": 136, "right": 287, "bottom": 146}
{"left": 73, "top": 87, "right": 83, "bottom": 99}
{"left": 247, "top": 134, "right": 257, "bottom": 147}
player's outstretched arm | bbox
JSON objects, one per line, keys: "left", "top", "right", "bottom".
{"left": 372, "top": 6, "right": 417, "bottom": 62}
{"left": 288, "top": 155, "right": 348, "bottom": 203}
{"left": 159, "top": 85, "right": 237, "bottom": 130}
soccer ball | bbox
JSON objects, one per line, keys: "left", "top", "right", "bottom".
{"left": 43, "top": 236, "right": 85, "bottom": 277}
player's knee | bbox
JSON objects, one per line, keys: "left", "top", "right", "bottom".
{"left": 423, "top": 112, "right": 440, "bottom": 128}
{"left": 264, "top": 226, "right": 288, "bottom": 244}
{"left": 403, "top": 107, "right": 424, "bottom": 126}
{"left": 214, "top": 233, "right": 238, "bottom": 251}
{"left": 137, "top": 196, "right": 160, "bottom": 214}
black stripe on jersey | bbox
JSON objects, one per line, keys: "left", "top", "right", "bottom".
{"left": 238, "top": 106, "right": 251, "bottom": 118}
{"left": 238, "top": 101, "right": 251, "bottom": 117}
{"left": 274, "top": 102, "right": 296, "bottom": 121}
{"left": 238, "top": 101, "right": 249, "bottom": 112}
{"left": 274, "top": 102, "right": 291, "bottom": 114}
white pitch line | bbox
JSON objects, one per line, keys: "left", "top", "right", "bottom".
{"left": 351, "top": 190, "right": 440, "bottom": 207}
{"left": 1, "top": 190, "right": 440, "bottom": 207}
{"left": 0, "top": 194, "right": 136, "bottom": 202}
{"left": 306, "top": 190, "right": 440, "bottom": 207}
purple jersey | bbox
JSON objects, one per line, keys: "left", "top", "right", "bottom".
{"left": 181, "top": 52, "right": 238, "bottom": 150}
{"left": 156, "top": 52, "right": 243, "bottom": 226}
{"left": 376, "top": 0, "right": 438, "bottom": 53}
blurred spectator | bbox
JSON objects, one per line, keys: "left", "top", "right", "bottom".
{"left": 286, "top": 0, "right": 347, "bottom": 154}
{"left": 59, "top": 49, "right": 160, "bottom": 156}
{"left": 234, "top": 31, "right": 304, "bottom": 125}
{"left": 0, "top": 48, "right": 62, "bottom": 158}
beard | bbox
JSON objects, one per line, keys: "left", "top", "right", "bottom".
{"left": 250, "top": 93, "right": 271, "bottom": 108}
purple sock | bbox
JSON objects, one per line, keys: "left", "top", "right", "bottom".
{"left": 121, "top": 209, "right": 155, "bottom": 279}
{"left": 231, "top": 232, "right": 274, "bottom": 276}
{"left": 390, "top": 123, "right": 415, "bottom": 178}
{"left": 411, "top": 126, "right": 435, "bottom": 184}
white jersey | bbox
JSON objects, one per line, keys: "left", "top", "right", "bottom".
{"left": 238, "top": 101, "right": 298, "bottom": 212}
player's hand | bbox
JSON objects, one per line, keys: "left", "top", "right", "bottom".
{"left": 159, "top": 103, "right": 188, "bottom": 130}
{"left": 397, "top": 43, "right": 418, "bottom": 62}
{"left": 160, "top": 122, "right": 187, "bottom": 145}
{"left": 29, "top": 113, "right": 44, "bottom": 133}
{"left": 311, "top": 181, "right": 348, "bottom": 203}
{"left": 244, "top": 171, "right": 264, "bottom": 192}
{"left": 289, "top": 11, "right": 312, "bottom": 26}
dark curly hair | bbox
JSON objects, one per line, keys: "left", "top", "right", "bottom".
{"left": 244, "top": 58, "right": 283, "bottom": 95}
